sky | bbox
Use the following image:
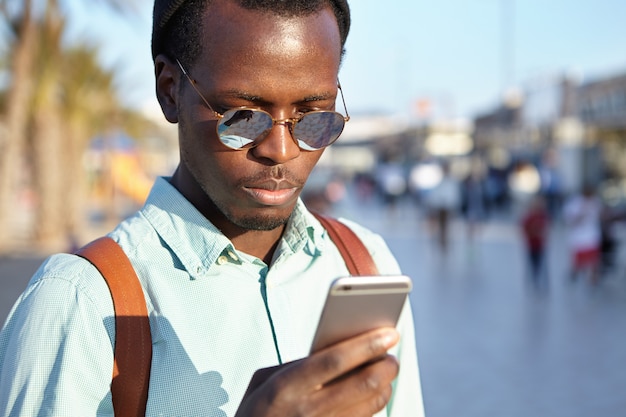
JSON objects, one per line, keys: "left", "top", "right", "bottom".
{"left": 69, "top": 0, "right": 626, "bottom": 122}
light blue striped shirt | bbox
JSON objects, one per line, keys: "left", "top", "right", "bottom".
{"left": 0, "top": 177, "right": 424, "bottom": 416}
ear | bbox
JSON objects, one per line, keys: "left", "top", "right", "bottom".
{"left": 154, "top": 54, "right": 180, "bottom": 123}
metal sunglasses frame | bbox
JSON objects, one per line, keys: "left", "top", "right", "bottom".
{"left": 175, "top": 58, "right": 350, "bottom": 150}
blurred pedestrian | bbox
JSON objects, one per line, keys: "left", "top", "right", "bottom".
{"left": 563, "top": 186, "right": 603, "bottom": 284}
{"left": 520, "top": 195, "right": 550, "bottom": 289}
{"left": 508, "top": 160, "right": 541, "bottom": 217}
{"left": 376, "top": 160, "right": 406, "bottom": 215}
{"left": 462, "top": 168, "right": 487, "bottom": 243}
{"left": 538, "top": 148, "right": 563, "bottom": 220}
{"left": 354, "top": 172, "right": 376, "bottom": 203}
{"left": 426, "top": 161, "right": 461, "bottom": 252}
{"left": 599, "top": 202, "right": 626, "bottom": 277}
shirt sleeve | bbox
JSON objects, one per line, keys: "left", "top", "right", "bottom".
{"left": 0, "top": 254, "right": 116, "bottom": 416}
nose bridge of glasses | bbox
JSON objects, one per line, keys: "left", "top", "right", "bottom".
{"left": 273, "top": 118, "right": 297, "bottom": 130}
{"left": 251, "top": 116, "right": 302, "bottom": 160}
{"left": 266, "top": 118, "right": 299, "bottom": 147}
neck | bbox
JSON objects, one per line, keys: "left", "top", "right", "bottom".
{"left": 169, "top": 166, "right": 287, "bottom": 264}
{"left": 230, "top": 228, "right": 285, "bottom": 265}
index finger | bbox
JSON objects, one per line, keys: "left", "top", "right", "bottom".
{"left": 305, "top": 327, "right": 399, "bottom": 388}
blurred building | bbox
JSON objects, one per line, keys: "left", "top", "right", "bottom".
{"left": 306, "top": 69, "right": 626, "bottom": 212}
{"left": 472, "top": 69, "right": 626, "bottom": 203}
{"left": 576, "top": 73, "right": 626, "bottom": 191}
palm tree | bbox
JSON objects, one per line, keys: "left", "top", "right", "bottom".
{"left": 59, "top": 46, "right": 127, "bottom": 244}
{"left": 0, "top": 0, "right": 141, "bottom": 250}
{"left": 29, "top": 1, "right": 66, "bottom": 246}
{"left": 0, "top": 0, "right": 38, "bottom": 249}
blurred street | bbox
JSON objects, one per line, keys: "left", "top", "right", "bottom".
{"left": 333, "top": 189, "right": 626, "bottom": 417}
{"left": 2, "top": 188, "right": 626, "bottom": 417}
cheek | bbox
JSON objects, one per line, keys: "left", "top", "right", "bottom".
{"left": 187, "top": 120, "right": 220, "bottom": 149}
{"left": 179, "top": 117, "right": 226, "bottom": 165}
{"left": 179, "top": 120, "right": 225, "bottom": 178}
{"left": 306, "top": 149, "right": 325, "bottom": 167}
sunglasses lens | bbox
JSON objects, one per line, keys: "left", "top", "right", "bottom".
{"left": 293, "top": 112, "right": 345, "bottom": 151}
{"left": 217, "top": 109, "right": 273, "bottom": 149}
{"left": 216, "top": 109, "right": 345, "bottom": 150}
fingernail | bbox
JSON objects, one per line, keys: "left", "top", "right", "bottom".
{"left": 379, "top": 329, "right": 399, "bottom": 349}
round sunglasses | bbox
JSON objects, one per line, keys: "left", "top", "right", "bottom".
{"left": 176, "top": 59, "right": 350, "bottom": 151}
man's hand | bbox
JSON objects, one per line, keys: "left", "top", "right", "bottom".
{"left": 235, "top": 328, "right": 400, "bottom": 417}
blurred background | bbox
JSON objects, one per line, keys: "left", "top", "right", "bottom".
{"left": 1, "top": 1, "right": 626, "bottom": 416}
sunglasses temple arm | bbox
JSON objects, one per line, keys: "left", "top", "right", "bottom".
{"left": 175, "top": 58, "right": 222, "bottom": 119}
{"left": 337, "top": 80, "right": 350, "bottom": 122}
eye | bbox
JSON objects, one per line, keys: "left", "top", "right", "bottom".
{"left": 294, "top": 109, "right": 310, "bottom": 118}
{"left": 296, "top": 105, "right": 327, "bottom": 117}
{"left": 212, "top": 105, "right": 229, "bottom": 114}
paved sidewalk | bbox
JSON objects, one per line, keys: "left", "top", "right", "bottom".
{"left": 0, "top": 256, "right": 45, "bottom": 324}
{"left": 343, "top": 198, "right": 626, "bottom": 417}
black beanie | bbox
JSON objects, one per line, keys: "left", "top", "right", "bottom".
{"left": 151, "top": 0, "right": 351, "bottom": 60}
{"left": 151, "top": 0, "right": 187, "bottom": 59}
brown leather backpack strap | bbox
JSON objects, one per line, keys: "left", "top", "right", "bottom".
{"left": 75, "top": 237, "right": 151, "bottom": 417}
{"left": 312, "top": 212, "right": 379, "bottom": 276}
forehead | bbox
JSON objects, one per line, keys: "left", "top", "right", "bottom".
{"left": 195, "top": 1, "right": 342, "bottom": 86}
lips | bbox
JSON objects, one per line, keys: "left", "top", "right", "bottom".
{"left": 243, "top": 180, "right": 300, "bottom": 206}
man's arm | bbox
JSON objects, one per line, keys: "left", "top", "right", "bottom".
{"left": 0, "top": 255, "right": 115, "bottom": 416}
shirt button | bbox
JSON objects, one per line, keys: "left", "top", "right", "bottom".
{"left": 227, "top": 250, "right": 239, "bottom": 261}
{"left": 217, "top": 255, "right": 228, "bottom": 265}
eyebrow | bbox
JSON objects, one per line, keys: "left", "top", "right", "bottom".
{"left": 221, "top": 89, "right": 335, "bottom": 105}
{"left": 302, "top": 93, "right": 335, "bottom": 103}
{"left": 221, "top": 90, "right": 261, "bottom": 102}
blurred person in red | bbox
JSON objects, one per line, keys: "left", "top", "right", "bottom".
{"left": 563, "top": 185, "right": 603, "bottom": 284}
{"left": 520, "top": 195, "right": 550, "bottom": 289}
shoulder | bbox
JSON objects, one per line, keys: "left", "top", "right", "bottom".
{"left": 0, "top": 253, "right": 116, "bottom": 415}
{"left": 330, "top": 216, "right": 402, "bottom": 275}
{"left": 18, "top": 252, "right": 114, "bottom": 319}
{"left": 295, "top": 202, "right": 402, "bottom": 274}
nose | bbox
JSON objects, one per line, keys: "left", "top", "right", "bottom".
{"left": 250, "top": 121, "right": 301, "bottom": 164}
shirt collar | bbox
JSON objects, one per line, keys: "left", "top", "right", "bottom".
{"left": 277, "top": 199, "right": 327, "bottom": 260}
{"left": 139, "top": 177, "right": 328, "bottom": 279}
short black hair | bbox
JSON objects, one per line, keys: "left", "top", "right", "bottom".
{"left": 152, "top": 0, "right": 351, "bottom": 67}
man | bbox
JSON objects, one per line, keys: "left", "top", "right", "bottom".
{"left": 0, "top": 1, "right": 424, "bottom": 415}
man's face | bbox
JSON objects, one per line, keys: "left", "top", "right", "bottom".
{"left": 171, "top": 1, "right": 343, "bottom": 232}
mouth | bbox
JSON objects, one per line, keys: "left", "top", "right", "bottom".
{"left": 242, "top": 180, "right": 300, "bottom": 206}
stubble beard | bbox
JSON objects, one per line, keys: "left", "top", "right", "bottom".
{"left": 223, "top": 207, "right": 291, "bottom": 231}
{"left": 233, "top": 214, "right": 291, "bottom": 231}
{"left": 201, "top": 183, "right": 293, "bottom": 231}
{"left": 179, "top": 129, "right": 294, "bottom": 231}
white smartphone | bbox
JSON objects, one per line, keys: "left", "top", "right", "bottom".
{"left": 310, "top": 275, "right": 412, "bottom": 353}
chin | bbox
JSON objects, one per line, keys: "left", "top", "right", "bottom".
{"left": 227, "top": 209, "right": 292, "bottom": 231}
